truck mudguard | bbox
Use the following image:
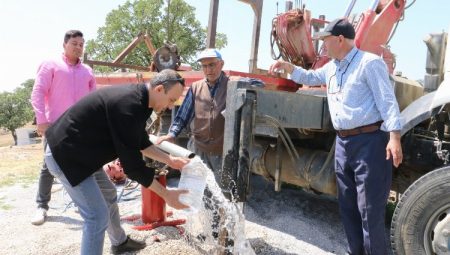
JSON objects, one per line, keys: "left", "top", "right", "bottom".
{"left": 400, "top": 79, "right": 450, "bottom": 136}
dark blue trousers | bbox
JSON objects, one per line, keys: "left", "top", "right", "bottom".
{"left": 335, "top": 130, "right": 392, "bottom": 255}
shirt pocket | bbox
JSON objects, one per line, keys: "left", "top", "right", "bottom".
{"left": 341, "top": 72, "right": 365, "bottom": 105}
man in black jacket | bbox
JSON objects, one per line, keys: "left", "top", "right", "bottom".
{"left": 44, "top": 69, "right": 189, "bottom": 255}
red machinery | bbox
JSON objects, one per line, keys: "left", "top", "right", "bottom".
{"left": 121, "top": 170, "right": 186, "bottom": 231}
{"left": 97, "top": 0, "right": 409, "bottom": 232}
{"left": 88, "top": 1, "right": 450, "bottom": 254}
{"left": 271, "top": 0, "right": 406, "bottom": 74}
{"left": 218, "top": 1, "right": 450, "bottom": 255}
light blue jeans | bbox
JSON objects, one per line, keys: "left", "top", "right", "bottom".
{"left": 44, "top": 146, "right": 127, "bottom": 255}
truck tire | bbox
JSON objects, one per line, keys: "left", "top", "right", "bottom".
{"left": 390, "top": 166, "right": 450, "bottom": 255}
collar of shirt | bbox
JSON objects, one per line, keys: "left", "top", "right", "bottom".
{"left": 62, "top": 53, "right": 81, "bottom": 67}
{"left": 333, "top": 47, "right": 359, "bottom": 72}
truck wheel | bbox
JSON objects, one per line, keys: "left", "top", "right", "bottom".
{"left": 390, "top": 166, "right": 450, "bottom": 255}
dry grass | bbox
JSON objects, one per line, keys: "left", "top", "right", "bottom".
{"left": 0, "top": 123, "right": 36, "bottom": 147}
{"left": 0, "top": 124, "right": 41, "bottom": 187}
{"left": 0, "top": 130, "right": 14, "bottom": 147}
{"left": 0, "top": 143, "right": 42, "bottom": 188}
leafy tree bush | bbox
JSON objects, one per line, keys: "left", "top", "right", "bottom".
{"left": 85, "top": 0, "right": 227, "bottom": 72}
{"left": 0, "top": 79, "right": 34, "bottom": 145}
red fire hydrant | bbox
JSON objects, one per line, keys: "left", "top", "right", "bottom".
{"left": 127, "top": 170, "right": 186, "bottom": 231}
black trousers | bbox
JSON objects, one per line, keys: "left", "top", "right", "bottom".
{"left": 335, "top": 130, "right": 392, "bottom": 255}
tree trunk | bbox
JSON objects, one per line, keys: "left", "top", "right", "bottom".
{"left": 10, "top": 129, "right": 17, "bottom": 146}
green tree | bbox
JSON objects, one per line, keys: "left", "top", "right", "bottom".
{"left": 0, "top": 79, "right": 35, "bottom": 145}
{"left": 85, "top": 0, "right": 227, "bottom": 72}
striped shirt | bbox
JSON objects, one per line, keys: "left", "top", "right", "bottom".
{"left": 291, "top": 47, "right": 402, "bottom": 131}
{"left": 168, "top": 72, "right": 225, "bottom": 137}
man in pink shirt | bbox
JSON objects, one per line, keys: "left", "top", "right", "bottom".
{"left": 30, "top": 30, "right": 96, "bottom": 225}
{"left": 30, "top": 30, "right": 147, "bottom": 254}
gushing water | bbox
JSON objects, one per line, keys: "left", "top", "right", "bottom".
{"left": 179, "top": 156, "right": 255, "bottom": 255}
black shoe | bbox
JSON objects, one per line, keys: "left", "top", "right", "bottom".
{"left": 111, "top": 235, "right": 146, "bottom": 254}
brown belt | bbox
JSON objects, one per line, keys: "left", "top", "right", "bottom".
{"left": 336, "top": 121, "right": 382, "bottom": 138}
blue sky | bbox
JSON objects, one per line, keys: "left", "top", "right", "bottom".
{"left": 0, "top": 0, "right": 448, "bottom": 92}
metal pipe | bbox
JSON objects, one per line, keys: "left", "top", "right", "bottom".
{"left": 274, "top": 136, "right": 282, "bottom": 192}
{"left": 239, "top": 0, "right": 263, "bottom": 73}
{"left": 313, "top": 15, "right": 326, "bottom": 53}
{"left": 369, "top": 0, "right": 381, "bottom": 11}
{"left": 206, "top": 0, "right": 219, "bottom": 48}
{"left": 444, "top": 25, "right": 450, "bottom": 81}
{"left": 251, "top": 141, "right": 337, "bottom": 196}
{"left": 343, "top": 0, "right": 357, "bottom": 18}
{"left": 149, "top": 134, "right": 195, "bottom": 158}
{"left": 285, "top": 0, "right": 293, "bottom": 11}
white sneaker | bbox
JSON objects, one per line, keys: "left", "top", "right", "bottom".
{"left": 31, "top": 208, "right": 47, "bottom": 225}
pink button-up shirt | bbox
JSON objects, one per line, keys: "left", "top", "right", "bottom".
{"left": 31, "top": 54, "right": 96, "bottom": 124}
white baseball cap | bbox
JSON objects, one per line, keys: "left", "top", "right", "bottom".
{"left": 197, "top": 48, "right": 222, "bottom": 61}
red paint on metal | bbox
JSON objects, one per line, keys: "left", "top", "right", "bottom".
{"left": 354, "top": 0, "right": 405, "bottom": 74}
{"left": 95, "top": 69, "right": 300, "bottom": 106}
{"left": 225, "top": 70, "right": 299, "bottom": 92}
{"left": 141, "top": 175, "right": 167, "bottom": 223}
{"left": 120, "top": 214, "right": 141, "bottom": 222}
{"left": 132, "top": 219, "right": 187, "bottom": 231}
{"left": 124, "top": 174, "right": 186, "bottom": 231}
{"left": 96, "top": 70, "right": 298, "bottom": 91}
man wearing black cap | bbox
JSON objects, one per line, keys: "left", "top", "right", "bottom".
{"left": 269, "top": 18, "right": 403, "bottom": 255}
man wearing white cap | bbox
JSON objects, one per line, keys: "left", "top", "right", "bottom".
{"left": 157, "top": 48, "right": 228, "bottom": 240}
{"left": 158, "top": 48, "right": 227, "bottom": 173}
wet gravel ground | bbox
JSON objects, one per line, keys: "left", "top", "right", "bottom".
{"left": 0, "top": 174, "right": 392, "bottom": 254}
{"left": 244, "top": 175, "right": 393, "bottom": 255}
{"left": 244, "top": 175, "right": 347, "bottom": 254}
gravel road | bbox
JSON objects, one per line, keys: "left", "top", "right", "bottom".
{"left": 0, "top": 173, "right": 393, "bottom": 254}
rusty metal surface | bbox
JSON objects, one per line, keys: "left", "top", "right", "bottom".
{"left": 206, "top": 0, "right": 219, "bottom": 48}
{"left": 84, "top": 59, "right": 151, "bottom": 72}
{"left": 153, "top": 45, "right": 180, "bottom": 71}
{"left": 85, "top": 32, "right": 157, "bottom": 72}
{"left": 221, "top": 80, "right": 336, "bottom": 201}
{"left": 250, "top": 141, "right": 337, "bottom": 196}
{"left": 239, "top": 0, "right": 263, "bottom": 73}
{"left": 272, "top": 9, "right": 316, "bottom": 67}
{"left": 391, "top": 75, "right": 424, "bottom": 111}
{"left": 254, "top": 88, "right": 328, "bottom": 129}
{"left": 356, "top": 0, "right": 405, "bottom": 58}
{"left": 113, "top": 33, "right": 144, "bottom": 64}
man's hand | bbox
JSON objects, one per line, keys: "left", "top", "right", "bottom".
{"left": 37, "top": 123, "right": 50, "bottom": 136}
{"left": 168, "top": 155, "right": 190, "bottom": 170}
{"left": 386, "top": 131, "right": 403, "bottom": 167}
{"left": 164, "top": 189, "right": 189, "bottom": 210}
{"left": 156, "top": 134, "right": 175, "bottom": 145}
{"left": 268, "top": 60, "right": 294, "bottom": 75}
{"left": 149, "top": 180, "right": 189, "bottom": 210}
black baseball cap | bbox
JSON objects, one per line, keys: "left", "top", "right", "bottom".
{"left": 313, "top": 18, "right": 355, "bottom": 40}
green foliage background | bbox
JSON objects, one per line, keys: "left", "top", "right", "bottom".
{"left": 85, "top": 0, "right": 227, "bottom": 72}
{"left": 0, "top": 0, "right": 228, "bottom": 145}
{"left": 0, "top": 79, "right": 35, "bottom": 144}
